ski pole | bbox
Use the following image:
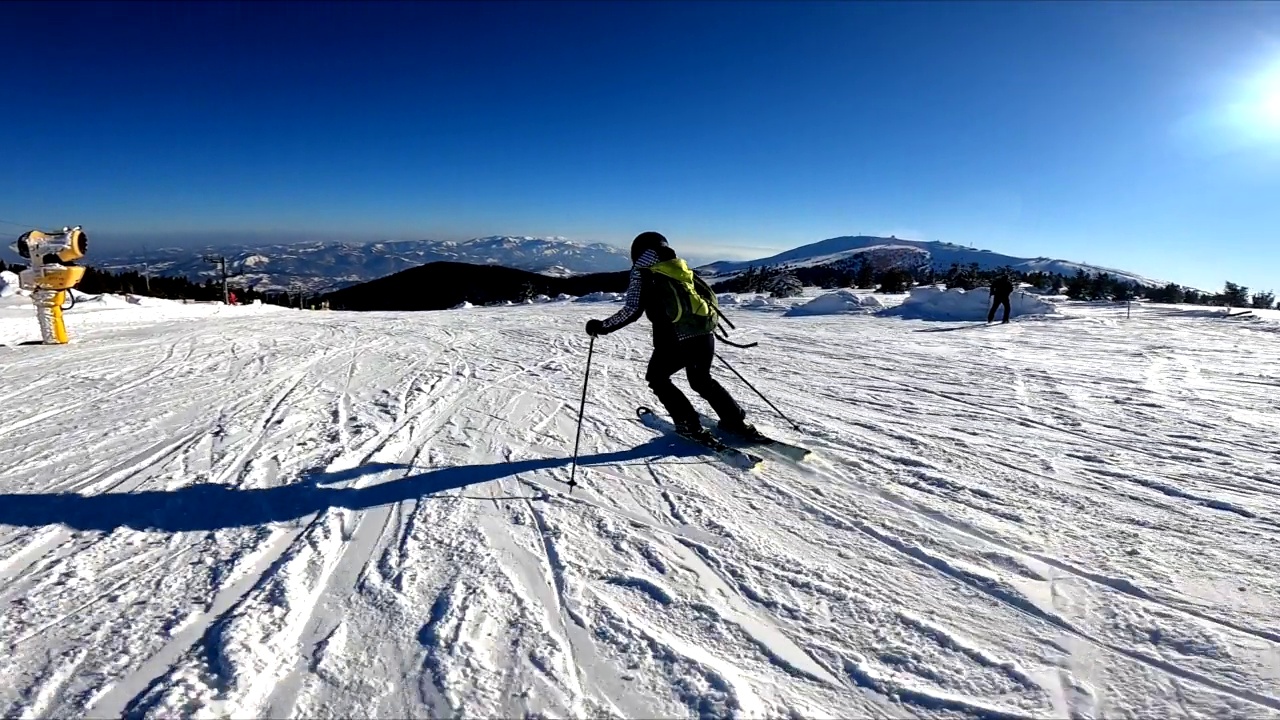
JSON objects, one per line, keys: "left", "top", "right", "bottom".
{"left": 567, "top": 335, "right": 595, "bottom": 491}
{"left": 715, "top": 353, "right": 801, "bottom": 432}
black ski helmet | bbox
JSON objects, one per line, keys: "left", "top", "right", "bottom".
{"left": 630, "top": 231, "right": 668, "bottom": 262}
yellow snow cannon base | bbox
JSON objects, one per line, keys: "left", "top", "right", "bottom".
{"left": 36, "top": 265, "right": 86, "bottom": 291}
{"left": 51, "top": 291, "right": 68, "bottom": 344}
{"left": 33, "top": 290, "right": 70, "bottom": 344}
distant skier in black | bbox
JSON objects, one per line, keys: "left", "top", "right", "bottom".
{"left": 988, "top": 274, "right": 1015, "bottom": 324}
{"left": 586, "top": 231, "right": 763, "bottom": 444}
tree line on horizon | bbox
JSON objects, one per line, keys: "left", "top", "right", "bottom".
{"left": 1, "top": 257, "right": 1273, "bottom": 311}
{"left": 709, "top": 260, "right": 1276, "bottom": 310}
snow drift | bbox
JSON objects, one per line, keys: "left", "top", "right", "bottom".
{"left": 573, "top": 291, "right": 623, "bottom": 303}
{"left": 880, "top": 286, "right": 1056, "bottom": 321}
{"left": 784, "top": 289, "right": 884, "bottom": 317}
{"left": 0, "top": 271, "right": 18, "bottom": 298}
{"left": 741, "top": 296, "right": 787, "bottom": 309}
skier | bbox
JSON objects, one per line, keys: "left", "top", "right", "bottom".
{"left": 988, "top": 273, "right": 1014, "bottom": 324}
{"left": 585, "top": 231, "right": 764, "bottom": 444}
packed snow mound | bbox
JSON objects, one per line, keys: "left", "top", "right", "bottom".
{"left": 717, "top": 293, "right": 740, "bottom": 305}
{"left": 532, "top": 294, "right": 551, "bottom": 303}
{"left": 881, "top": 286, "right": 1056, "bottom": 322}
{"left": 554, "top": 293, "right": 574, "bottom": 302}
{"left": 573, "top": 291, "right": 623, "bottom": 303}
{"left": 0, "top": 270, "right": 18, "bottom": 298}
{"left": 70, "top": 291, "right": 134, "bottom": 307}
{"left": 741, "top": 296, "right": 787, "bottom": 309}
{"left": 785, "top": 289, "right": 884, "bottom": 317}
{"left": 450, "top": 301, "right": 474, "bottom": 310}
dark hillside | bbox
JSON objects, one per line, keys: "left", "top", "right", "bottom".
{"left": 321, "top": 261, "right": 630, "bottom": 311}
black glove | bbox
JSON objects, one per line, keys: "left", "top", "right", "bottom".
{"left": 586, "top": 319, "right": 604, "bottom": 336}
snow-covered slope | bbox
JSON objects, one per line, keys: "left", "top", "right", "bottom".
{"left": 699, "top": 236, "right": 1164, "bottom": 287}
{"left": 1, "top": 296, "right": 1278, "bottom": 718}
{"left": 82, "top": 236, "right": 631, "bottom": 294}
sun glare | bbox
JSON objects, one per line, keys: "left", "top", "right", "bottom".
{"left": 1175, "top": 57, "right": 1280, "bottom": 154}
{"left": 1260, "top": 86, "right": 1280, "bottom": 128}
{"left": 1244, "top": 62, "right": 1280, "bottom": 135}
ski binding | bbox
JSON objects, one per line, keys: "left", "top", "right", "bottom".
{"left": 636, "top": 407, "right": 763, "bottom": 470}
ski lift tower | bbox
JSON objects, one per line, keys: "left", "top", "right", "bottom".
{"left": 202, "top": 254, "right": 230, "bottom": 305}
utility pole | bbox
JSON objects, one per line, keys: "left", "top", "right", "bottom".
{"left": 141, "top": 244, "right": 151, "bottom": 293}
{"left": 203, "top": 254, "right": 229, "bottom": 304}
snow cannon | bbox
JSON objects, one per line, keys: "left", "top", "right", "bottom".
{"left": 13, "top": 226, "right": 89, "bottom": 344}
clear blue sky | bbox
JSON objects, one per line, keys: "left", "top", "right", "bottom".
{"left": 2, "top": 1, "right": 1278, "bottom": 291}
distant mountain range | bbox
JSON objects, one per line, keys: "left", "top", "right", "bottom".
{"left": 43, "top": 233, "right": 1165, "bottom": 294}
{"left": 697, "top": 236, "right": 1165, "bottom": 287}
{"left": 85, "top": 236, "right": 632, "bottom": 293}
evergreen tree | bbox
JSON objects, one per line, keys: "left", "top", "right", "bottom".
{"left": 1251, "top": 290, "right": 1275, "bottom": 310}
{"left": 878, "top": 268, "right": 913, "bottom": 293}
{"left": 854, "top": 261, "right": 876, "bottom": 289}
{"left": 944, "top": 263, "right": 976, "bottom": 290}
{"left": 1221, "top": 281, "right": 1250, "bottom": 307}
{"left": 768, "top": 272, "right": 804, "bottom": 298}
{"left": 1026, "top": 271, "right": 1053, "bottom": 291}
{"left": 1065, "top": 270, "right": 1091, "bottom": 300}
{"left": 1146, "top": 282, "right": 1185, "bottom": 304}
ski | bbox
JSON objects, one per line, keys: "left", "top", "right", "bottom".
{"left": 636, "top": 406, "right": 764, "bottom": 471}
{"left": 698, "top": 413, "right": 812, "bottom": 462}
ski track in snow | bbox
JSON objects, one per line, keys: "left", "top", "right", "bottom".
{"left": 1, "top": 299, "right": 1278, "bottom": 719}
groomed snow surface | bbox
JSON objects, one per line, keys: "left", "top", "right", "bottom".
{"left": 1, "top": 289, "right": 1278, "bottom": 719}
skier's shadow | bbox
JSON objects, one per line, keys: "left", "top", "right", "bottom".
{"left": 913, "top": 323, "right": 992, "bottom": 333}
{"left": 0, "top": 437, "right": 700, "bottom": 534}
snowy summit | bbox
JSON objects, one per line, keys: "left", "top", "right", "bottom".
{"left": 699, "top": 235, "right": 1166, "bottom": 287}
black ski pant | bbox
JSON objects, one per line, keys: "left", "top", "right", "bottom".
{"left": 988, "top": 293, "right": 1011, "bottom": 323}
{"left": 646, "top": 333, "right": 744, "bottom": 431}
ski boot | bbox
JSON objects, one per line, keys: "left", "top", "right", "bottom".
{"left": 675, "top": 419, "right": 718, "bottom": 445}
{"left": 717, "top": 419, "right": 771, "bottom": 444}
